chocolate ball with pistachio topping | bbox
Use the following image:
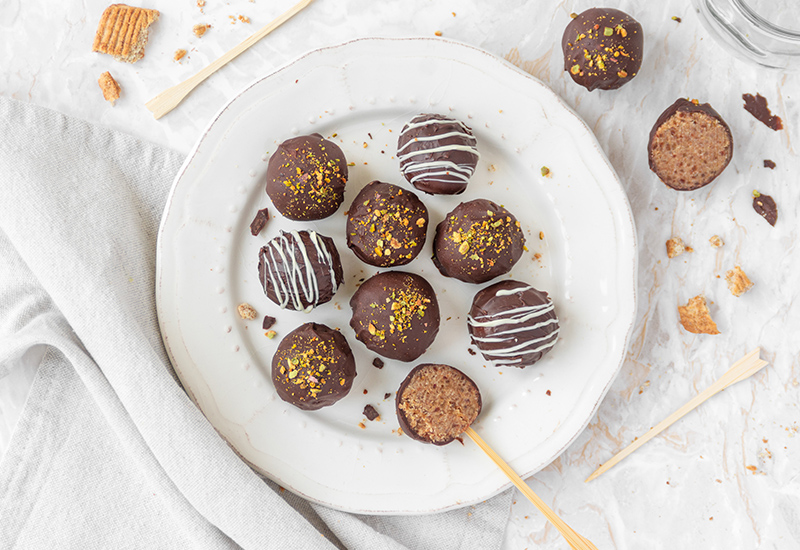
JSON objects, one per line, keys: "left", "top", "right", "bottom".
{"left": 432, "top": 199, "right": 525, "bottom": 284}
{"left": 349, "top": 271, "right": 440, "bottom": 362}
{"left": 266, "top": 133, "right": 348, "bottom": 220}
{"left": 562, "top": 8, "right": 644, "bottom": 91}
{"left": 346, "top": 181, "right": 429, "bottom": 267}
{"left": 272, "top": 322, "right": 356, "bottom": 411}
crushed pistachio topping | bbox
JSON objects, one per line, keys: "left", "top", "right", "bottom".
{"left": 275, "top": 335, "right": 345, "bottom": 400}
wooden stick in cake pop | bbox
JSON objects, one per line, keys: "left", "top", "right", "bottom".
{"left": 396, "top": 363, "right": 598, "bottom": 550}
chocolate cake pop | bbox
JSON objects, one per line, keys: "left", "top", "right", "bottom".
{"left": 396, "top": 363, "right": 482, "bottom": 445}
{"left": 349, "top": 271, "right": 440, "bottom": 362}
{"left": 346, "top": 181, "right": 429, "bottom": 267}
{"left": 397, "top": 114, "right": 480, "bottom": 195}
{"left": 272, "top": 322, "right": 356, "bottom": 411}
{"left": 266, "top": 134, "right": 348, "bottom": 220}
{"left": 468, "top": 280, "right": 560, "bottom": 368}
{"left": 258, "top": 230, "right": 343, "bottom": 313}
{"left": 648, "top": 98, "right": 733, "bottom": 191}
{"left": 562, "top": 8, "right": 644, "bottom": 91}
{"left": 432, "top": 199, "right": 525, "bottom": 284}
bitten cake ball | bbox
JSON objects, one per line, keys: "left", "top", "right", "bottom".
{"left": 433, "top": 199, "right": 525, "bottom": 284}
{"left": 468, "top": 280, "right": 560, "bottom": 368}
{"left": 562, "top": 8, "right": 643, "bottom": 91}
{"left": 266, "top": 134, "right": 348, "bottom": 220}
{"left": 346, "top": 181, "right": 429, "bottom": 267}
{"left": 349, "top": 271, "right": 440, "bottom": 362}
{"left": 648, "top": 98, "right": 733, "bottom": 191}
{"left": 396, "top": 364, "right": 482, "bottom": 446}
{"left": 258, "top": 230, "right": 344, "bottom": 313}
{"left": 397, "top": 114, "right": 480, "bottom": 195}
{"left": 272, "top": 322, "right": 356, "bottom": 411}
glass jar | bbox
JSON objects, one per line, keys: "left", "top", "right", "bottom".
{"left": 693, "top": 0, "right": 800, "bottom": 70}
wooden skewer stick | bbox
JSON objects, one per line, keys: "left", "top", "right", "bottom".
{"left": 585, "top": 348, "right": 768, "bottom": 483}
{"left": 145, "top": 0, "right": 314, "bottom": 119}
{"left": 466, "top": 427, "right": 598, "bottom": 550}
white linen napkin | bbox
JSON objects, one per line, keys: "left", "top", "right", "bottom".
{"left": 0, "top": 96, "right": 512, "bottom": 549}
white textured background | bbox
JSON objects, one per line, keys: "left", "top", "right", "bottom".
{"left": 1, "top": 0, "right": 799, "bottom": 548}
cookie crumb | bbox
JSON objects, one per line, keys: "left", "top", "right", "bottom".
{"left": 666, "top": 237, "right": 692, "bottom": 258}
{"left": 98, "top": 71, "right": 121, "bottom": 105}
{"left": 193, "top": 24, "right": 210, "bottom": 37}
{"left": 237, "top": 303, "right": 257, "bottom": 320}
{"left": 434, "top": 30, "right": 442, "bottom": 36}
{"left": 678, "top": 295, "right": 719, "bottom": 335}
{"left": 709, "top": 235, "right": 724, "bottom": 248}
{"left": 725, "top": 266, "right": 753, "bottom": 297}
{"left": 238, "top": 15, "right": 250, "bottom": 23}
{"left": 174, "top": 49, "right": 187, "bottom": 62}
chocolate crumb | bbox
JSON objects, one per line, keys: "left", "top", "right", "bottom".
{"left": 363, "top": 404, "right": 380, "bottom": 421}
{"left": 363, "top": 389, "right": 368, "bottom": 395}
{"left": 743, "top": 93, "right": 783, "bottom": 130}
{"left": 467, "top": 348, "right": 476, "bottom": 356}
{"left": 752, "top": 191, "right": 778, "bottom": 226}
{"left": 372, "top": 357, "right": 384, "bottom": 369}
{"left": 546, "top": 389, "right": 551, "bottom": 396}
{"left": 384, "top": 392, "right": 391, "bottom": 400}
{"left": 764, "top": 159, "right": 776, "bottom": 169}
{"left": 262, "top": 315, "right": 276, "bottom": 330}
{"left": 249, "top": 208, "right": 269, "bottom": 236}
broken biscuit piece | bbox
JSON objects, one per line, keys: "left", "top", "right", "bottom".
{"left": 709, "top": 235, "right": 724, "bottom": 248}
{"left": 678, "top": 295, "right": 720, "bottom": 335}
{"left": 92, "top": 4, "right": 160, "bottom": 63}
{"left": 666, "top": 237, "right": 693, "bottom": 258}
{"left": 725, "top": 266, "right": 753, "bottom": 297}
{"left": 97, "top": 71, "right": 121, "bottom": 105}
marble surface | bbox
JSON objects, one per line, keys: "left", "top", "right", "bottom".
{"left": 1, "top": 0, "right": 799, "bottom": 548}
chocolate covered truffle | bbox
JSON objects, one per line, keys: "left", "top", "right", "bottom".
{"left": 648, "top": 98, "right": 733, "bottom": 191}
{"left": 468, "top": 280, "right": 560, "bottom": 368}
{"left": 397, "top": 114, "right": 480, "bottom": 195}
{"left": 346, "top": 181, "right": 429, "bottom": 267}
{"left": 266, "top": 134, "right": 348, "bottom": 220}
{"left": 349, "top": 271, "right": 440, "bottom": 362}
{"left": 432, "top": 199, "right": 525, "bottom": 284}
{"left": 272, "top": 322, "right": 356, "bottom": 411}
{"left": 258, "top": 230, "right": 343, "bottom": 313}
{"left": 562, "top": 8, "right": 643, "bottom": 91}
{"left": 396, "top": 364, "right": 482, "bottom": 446}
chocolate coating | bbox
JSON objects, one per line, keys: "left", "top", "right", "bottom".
{"left": 397, "top": 114, "right": 480, "bottom": 195}
{"left": 266, "top": 134, "right": 348, "bottom": 220}
{"left": 258, "top": 230, "right": 344, "bottom": 312}
{"left": 396, "top": 364, "right": 482, "bottom": 446}
{"left": 349, "top": 271, "right": 440, "bottom": 362}
{"left": 432, "top": 199, "right": 525, "bottom": 284}
{"left": 648, "top": 98, "right": 733, "bottom": 191}
{"left": 468, "top": 280, "right": 560, "bottom": 368}
{"left": 272, "top": 322, "right": 356, "bottom": 411}
{"left": 562, "top": 8, "right": 643, "bottom": 91}
{"left": 346, "top": 181, "right": 429, "bottom": 267}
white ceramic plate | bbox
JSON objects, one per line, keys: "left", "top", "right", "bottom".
{"left": 156, "top": 37, "right": 637, "bottom": 515}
